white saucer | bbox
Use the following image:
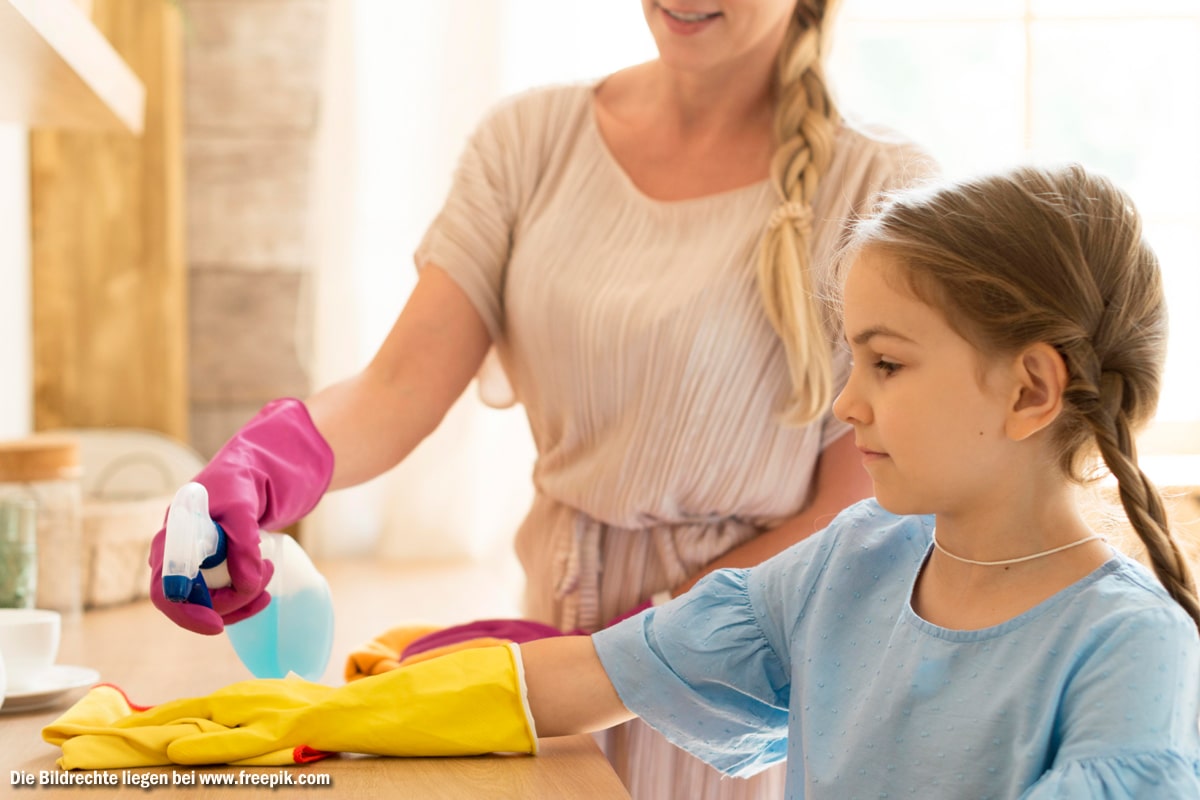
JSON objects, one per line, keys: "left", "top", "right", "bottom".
{"left": 1, "top": 664, "right": 100, "bottom": 713}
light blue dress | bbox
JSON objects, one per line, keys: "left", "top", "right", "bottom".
{"left": 592, "top": 499, "right": 1200, "bottom": 798}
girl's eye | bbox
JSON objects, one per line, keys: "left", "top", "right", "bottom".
{"left": 873, "top": 359, "right": 902, "bottom": 376}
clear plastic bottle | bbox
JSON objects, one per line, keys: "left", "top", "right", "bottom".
{"left": 163, "top": 483, "right": 334, "bottom": 681}
{"left": 0, "top": 437, "right": 83, "bottom": 618}
{"left": 225, "top": 532, "right": 335, "bottom": 681}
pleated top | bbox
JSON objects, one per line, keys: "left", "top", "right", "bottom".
{"left": 415, "top": 82, "right": 936, "bottom": 533}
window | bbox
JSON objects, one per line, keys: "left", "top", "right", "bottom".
{"left": 349, "top": 0, "right": 1199, "bottom": 454}
{"left": 830, "top": 0, "right": 1200, "bottom": 455}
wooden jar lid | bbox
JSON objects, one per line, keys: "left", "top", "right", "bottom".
{"left": 0, "top": 435, "right": 82, "bottom": 482}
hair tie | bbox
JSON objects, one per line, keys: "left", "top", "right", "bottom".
{"left": 768, "top": 201, "right": 813, "bottom": 232}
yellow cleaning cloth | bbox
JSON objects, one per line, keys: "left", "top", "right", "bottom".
{"left": 43, "top": 644, "right": 537, "bottom": 769}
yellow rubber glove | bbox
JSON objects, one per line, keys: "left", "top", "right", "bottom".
{"left": 44, "top": 644, "right": 538, "bottom": 769}
{"left": 42, "top": 683, "right": 326, "bottom": 769}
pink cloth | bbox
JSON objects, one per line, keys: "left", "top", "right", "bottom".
{"left": 400, "top": 619, "right": 570, "bottom": 660}
{"left": 399, "top": 601, "right": 653, "bottom": 661}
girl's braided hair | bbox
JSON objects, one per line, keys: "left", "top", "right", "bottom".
{"left": 852, "top": 164, "right": 1200, "bottom": 632}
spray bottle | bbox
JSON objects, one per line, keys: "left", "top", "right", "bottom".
{"left": 162, "top": 482, "right": 334, "bottom": 681}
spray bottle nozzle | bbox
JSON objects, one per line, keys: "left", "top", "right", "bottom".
{"left": 163, "top": 482, "right": 228, "bottom": 608}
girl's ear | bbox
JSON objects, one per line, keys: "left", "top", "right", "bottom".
{"left": 1006, "top": 343, "right": 1067, "bottom": 441}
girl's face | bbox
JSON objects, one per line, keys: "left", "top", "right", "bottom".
{"left": 833, "top": 250, "right": 1019, "bottom": 518}
{"left": 641, "top": 0, "right": 797, "bottom": 75}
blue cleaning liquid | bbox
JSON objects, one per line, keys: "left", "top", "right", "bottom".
{"left": 226, "top": 584, "right": 335, "bottom": 681}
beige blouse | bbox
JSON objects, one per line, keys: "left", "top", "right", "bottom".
{"left": 416, "top": 83, "right": 936, "bottom": 631}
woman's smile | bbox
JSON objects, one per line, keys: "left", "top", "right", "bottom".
{"left": 656, "top": 3, "right": 724, "bottom": 34}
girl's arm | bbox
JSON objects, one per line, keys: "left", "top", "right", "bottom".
{"left": 305, "top": 265, "right": 492, "bottom": 490}
{"left": 672, "top": 429, "right": 870, "bottom": 595}
{"left": 520, "top": 637, "right": 635, "bottom": 737}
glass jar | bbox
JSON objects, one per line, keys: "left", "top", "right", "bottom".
{"left": 0, "top": 497, "right": 37, "bottom": 608}
{"left": 0, "top": 436, "right": 83, "bottom": 618}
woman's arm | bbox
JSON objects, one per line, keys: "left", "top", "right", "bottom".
{"left": 305, "top": 265, "right": 492, "bottom": 490}
{"left": 520, "top": 637, "right": 635, "bottom": 737}
{"left": 671, "top": 429, "right": 870, "bottom": 595}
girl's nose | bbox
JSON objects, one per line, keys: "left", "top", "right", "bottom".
{"left": 833, "top": 374, "right": 868, "bottom": 425}
{"left": 832, "top": 389, "right": 853, "bottom": 424}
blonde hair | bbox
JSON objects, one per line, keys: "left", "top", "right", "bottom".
{"left": 758, "top": 0, "right": 843, "bottom": 426}
{"left": 851, "top": 164, "right": 1200, "bottom": 632}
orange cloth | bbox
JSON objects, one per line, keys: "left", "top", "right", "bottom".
{"left": 343, "top": 624, "right": 509, "bottom": 681}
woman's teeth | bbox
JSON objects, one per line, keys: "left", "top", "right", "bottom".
{"left": 664, "top": 8, "right": 720, "bottom": 23}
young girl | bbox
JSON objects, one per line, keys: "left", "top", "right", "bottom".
{"left": 570, "top": 163, "right": 1200, "bottom": 795}
{"left": 47, "top": 164, "right": 1200, "bottom": 796}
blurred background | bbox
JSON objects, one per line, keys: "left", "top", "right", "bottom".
{"left": 1, "top": 0, "right": 1197, "bottom": 575}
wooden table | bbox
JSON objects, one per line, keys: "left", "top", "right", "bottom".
{"left": 1, "top": 558, "right": 631, "bottom": 799}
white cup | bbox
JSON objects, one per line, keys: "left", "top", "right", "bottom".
{"left": 0, "top": 608, "right": 61, "bottom": 693}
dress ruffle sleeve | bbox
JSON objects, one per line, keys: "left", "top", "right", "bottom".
{"left": 1021, "top": 751, "right": 1200, "bottom": 798}
{"left": 591, "top": 515, "right": 853, "bottom": 778}
{"left": 592, "top": 568, "right": 791, "bottom": 778}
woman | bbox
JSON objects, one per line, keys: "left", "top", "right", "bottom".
{"left": 149, "top": 2, "right": 935, "bottom": 796}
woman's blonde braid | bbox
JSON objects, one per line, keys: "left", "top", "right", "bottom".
{"left": 757, "top": 4, "right": 841, "bottom": 426}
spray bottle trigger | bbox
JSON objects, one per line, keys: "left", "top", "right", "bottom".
{"left": 200, "top": 521, "right": 228, "bottom": 569}
{"left": 185, "top": 520, "right": 225, "bottom": 609}
{"left": 162, "top": 571, "right": 214, "bottom": 608}
{"left": 186, "top": 574, "right": 214, "bottom": 608}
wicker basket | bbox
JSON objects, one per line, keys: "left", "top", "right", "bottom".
{"left": 66, "top": 429, "right": 205, "bottom": 609}
{"left": 82, "top": 494, "right": 170, "bottom": 607}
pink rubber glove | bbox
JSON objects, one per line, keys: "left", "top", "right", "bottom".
{"left": 148, "top": 398, "right": 334, "bottom": 635}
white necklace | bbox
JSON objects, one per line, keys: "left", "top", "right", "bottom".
{"left": 931, "top": 531, "right": 1105, "bottom": 567}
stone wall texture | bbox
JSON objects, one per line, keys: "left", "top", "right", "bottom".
{"left": 183, "top": 0, "right": 326, "bottom": 456}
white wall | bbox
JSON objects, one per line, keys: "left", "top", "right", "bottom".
{"left": 0, "top": 125, "right": 31, "bottom": 439}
